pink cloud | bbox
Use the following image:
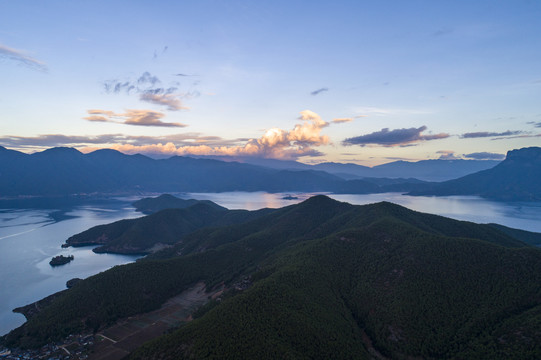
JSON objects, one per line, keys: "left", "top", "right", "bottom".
{"left": 83, "top": 110, "right": 335, "bottom": 160}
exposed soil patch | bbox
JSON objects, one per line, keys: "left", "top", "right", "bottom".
{"left": 89, "top": 281, "right": 219, "bottom": 360}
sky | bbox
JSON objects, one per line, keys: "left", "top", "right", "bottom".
{"left": 1, "top": 0, "right": 540, "bottom": 166}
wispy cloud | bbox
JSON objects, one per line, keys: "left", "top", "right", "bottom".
{"left": 0, "top": 133, "right": 236, "bottom": 151}
{"left": 139, "top": 93, "right": 188, "bottom": 111}
{"left": 463, "top": 152, "right": 505, "bottom": 160}
{"left": 102, "top": 71, "right": 196, "bottom": 111}
{"left": 138, "top": 71, "right": 161, "bottom": 86}
{"left": 0, "top": 43, "right": 47, "bottom": 72}
{"left": 152, "top": 46, "right": 168, "bottom": 60}
{"left": 332, "top": 118, "right": 353, "bottom": 124}
{"left": 490, "top": 133, "right": 541, "bottom": 141}
{"left": 104, "top": 72, "right": 161, "bottom": 94}
{"left": 343, "top": 126, "right": 449, "bottom": 147}
{"left": 84, "top": 109, "right": 186, "bottom": 127}
{"left": 310, "top": 87, "right": 328, "bottom": 96}
{"left": 0, "top": 134, "right": 125, "bottom": 149}
{"left": 352, "top": 107, "right": 430, "bottom": 116}
{"left": 461, "top": 130, "right": 523, "bottom": 138}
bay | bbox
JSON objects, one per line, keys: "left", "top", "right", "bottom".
{"left": 0, "top": 201, "right": 141, "bottom": 335}
{"left": 1, "top": 192, "right": 540, "bottom": 336}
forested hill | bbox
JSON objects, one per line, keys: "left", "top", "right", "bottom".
{"left": 409, "top": 146, "right": 541, "bottom": 201}
{"left": 3, "top": 196, "right": 541, "bottom": 359}
{"left": 132, "top": 194, "right": 227, "bottom": 214}
{"left": 64, "top": 198, "right": 274, "bottom": 254}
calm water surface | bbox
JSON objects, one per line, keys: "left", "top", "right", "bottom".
{"left": 1, "top": 192, "right": 540, "bottom": 335}
{"left": 0, "top": 202, "right": 141, "bottom": 335}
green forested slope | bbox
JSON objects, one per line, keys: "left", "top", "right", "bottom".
{"left": 3, "top": 196, "right": 540, "bottom": 359}
{"left": 65, "top": 201, "right": 273, "bottom": 254}
{"left": 130, "top": 217, "right": 541, "bottom": 359}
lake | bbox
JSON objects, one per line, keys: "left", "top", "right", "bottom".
{"left": 0, "top": 201, "right": 142, "bottom": 335}
{"left": 1, "top": 192, "right": 540, "bottom": 335}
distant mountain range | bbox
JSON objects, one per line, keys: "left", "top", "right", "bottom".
{"left": 0, "top": 146, "right": 350, "bottom": 196}
{"left": 1, "top": 146, "right": 539, "bottom": 201}
{"left": 3, "top": 196, "right": 541, "bottom": 358}
{"left": 409, "top": 147, "right": 541, "bottom": 201}
{"left": 194, "top": 154, "right": 501, "bottom": 181}
{"left": 0, "top": 146, "right": 497, "bottom": 197}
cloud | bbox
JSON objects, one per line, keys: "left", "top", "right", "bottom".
{"left": 83, "top": 110, "right": 334, "bottom": 160}
{"left": 461, "top": 130, "right": 524, "bottom": 138}
{"left": 7, "top": 110, "right": 345, "bottom": 161}
{"left": 103, "top": 71, "right": 193, "bottom": 111}
{"left": 310, "top": 87, "right": 329, "bottom": 96}
{"left": 437, "top": 150, "right": 460, "bottom": 160}
{"left": 152, "top": 46, "right": 169, "bottom": 60}
{"left": 84, "top": 115, "right": 110, "bottom": 122}
{"left": 0, "top": 133, "right": 238, "bottom": 152}
{"left": 0, "top": 134, "right": 125, "bottom": 150}
{"left": 490, "top": 133, "right": 541, "bottom": 141}
{"left": 103, "top": 80, "right": 135, "bottom": 94}
{"left": 463, "top": 152, "right": 505, "bottom": 160}
{"left": 343, "top": 126, "right": 449, "bottom": 147}
{"left": 84, "top": 109, "right": 186, "bottom": 127}
{"left": 0, "top": 43, "right": 47, "bottom": 71}
{"left": 139, "top": 93, "right": 188, "bottom": 111}
{"left": 332, "top": 118, "right": 353, "bottom": 124}
{"left": 123, "top": 110, "right": 183, "bottom": 127}
{"left": 298, "top": 110, "right": 328, "bottom": 127}
{"left": 138, "top": 71, "right": 161, "bottom": 86}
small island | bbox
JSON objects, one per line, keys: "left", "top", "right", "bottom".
{"left": 49, "top": 255, "right": 74, "bottom": 267}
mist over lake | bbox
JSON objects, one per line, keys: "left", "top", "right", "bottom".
{"left": 1, "top": 192, "right": 540, "bottom": 336}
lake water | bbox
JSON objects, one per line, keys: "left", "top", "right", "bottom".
{"left": 0, "top": 202, "right": 142, "bottom": 335}
{"left": 1, "top": 192, "right": 541, "bottom": 336}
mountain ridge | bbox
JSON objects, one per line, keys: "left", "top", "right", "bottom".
{"left": 4, "top": 195, "right": 541, "bottom": 359}
{"left": 1, "top": 146, "right": 538, "bottom": 201}
{"left": 409, "top": 146, "right": 541, "bottom": 201}
{"left": 189, "top": 154, "right": 500, "bottom": 181}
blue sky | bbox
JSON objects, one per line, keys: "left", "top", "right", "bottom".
{"left": 1, "top": 0, "right": 540, "bottom": 165}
